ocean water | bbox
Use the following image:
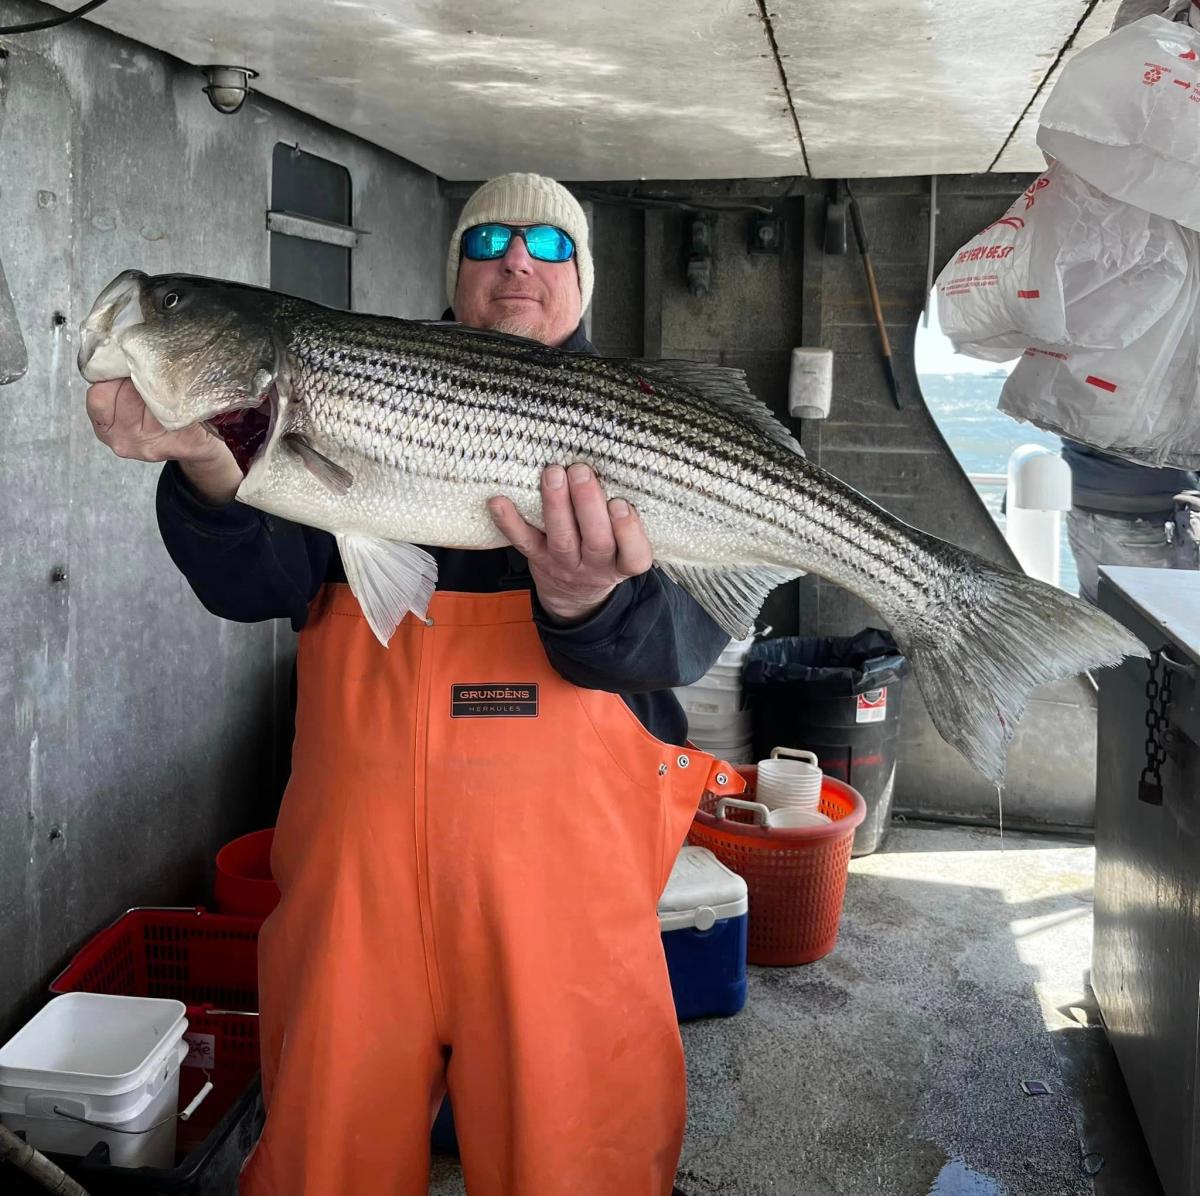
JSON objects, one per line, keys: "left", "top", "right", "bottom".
{"left": 917, "top": 371, "right": 1080, "bottom": 596}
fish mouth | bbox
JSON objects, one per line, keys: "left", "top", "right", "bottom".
{"left": 206, "top": 394, "right": 273, "bottom": 475}
{"left": 78, "top": 270, "right": 147, "bottom": 380}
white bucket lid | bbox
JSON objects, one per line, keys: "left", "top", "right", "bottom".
{"left": 0, "top": 993, "right": 188, "bottom": 1098}
{"left": 657, "top": 846, "right": 748, "bottom": 931}
{"left": 718, "top": 634, "right": 756, "bottom": 660}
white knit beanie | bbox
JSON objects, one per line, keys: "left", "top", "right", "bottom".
{"left": 446, "top": 172, "right": 592, "bottom": 315}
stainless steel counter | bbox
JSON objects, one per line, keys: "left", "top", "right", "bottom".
{"left": 1094, "top": 566, "right": 1200, "bottom": 1196}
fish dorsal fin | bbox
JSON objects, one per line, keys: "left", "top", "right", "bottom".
{"left": 337, "top": 534, "right": 438, "bottom": 646}
{"left": 657, "top": 561, "right": 804, "bottom": 640}
{"left": 628, "top": 358, "right": 804, "bottom": 456}
{"left": 414, "top": 320, "right": 565, "bottom": 360}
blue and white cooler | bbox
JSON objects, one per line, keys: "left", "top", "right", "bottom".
{"left": 658, "top": 845, "right": 749, "bottom": 1021}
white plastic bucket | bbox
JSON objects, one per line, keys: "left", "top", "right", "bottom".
{"left": 757, "top": 748, "right": 823, "bottom": 811}
{"left": 0, "top": 993, "right": 188, "bottom": 1168}
{"left": 718, "top": 634, "right": 756, "bottom": 664}
{"left": 706, "top": 660, "right": 744, "bottom": 676}
{"left": 690, "top": 734, "right": 754, "bottom": 763}
{"left": 685, "top": 708, "right": 751, "bottom": 736}
{"left": 687, "top": 670, "right": 742, "bottom": 692}
{"left": 677, "top": 684, "right": 744, "bottom": 718}
{"left": 691, "top": 714, "right": 744, "bottom": 743}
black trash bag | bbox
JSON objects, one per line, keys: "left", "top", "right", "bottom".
{"left": 743, "top": 628, "right": 907, "bottom": 697}
{"left": 744, "top": 628, "right": 908, "bottom": 858}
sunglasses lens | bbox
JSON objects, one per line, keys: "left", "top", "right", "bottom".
{"left": 524, "top": 225, "right": 575, "bottom": 262}
{"left": 463, "top": 224, "right": 512, "bottom": 260}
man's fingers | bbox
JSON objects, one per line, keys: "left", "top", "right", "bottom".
{"left": 541, "top": 465, "right": 581, "bottom": 568}
{"left": 86, "top": 378, "right": 162, "bottom": 443}
{"left": 84, "top": 380, "right": 124, "bottom": 435}
{"left": 610, "top": 499, "right": 654, "bottom": 578}
{"left": 488, "top": 496, "right": 546, "bottom": 560}
{"left": 114, "top": 385, "right": 166, "bottom": 438}
{"left": 568, "top": 463, "right": 618, "bottom": 566}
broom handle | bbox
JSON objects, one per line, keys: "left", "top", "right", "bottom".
{"left": 847, "top": 189, "right": 903, "bottom": 409}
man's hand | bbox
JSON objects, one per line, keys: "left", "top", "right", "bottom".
{"left": 86, "top": 378, "right": 243, "bottom": 504}
{"left": 489, "top": 464, "right": 654, "bottom": 625}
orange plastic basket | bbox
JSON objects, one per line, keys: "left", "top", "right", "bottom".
{"left": 689, "top": 765, "right": 866, "bottom": 965}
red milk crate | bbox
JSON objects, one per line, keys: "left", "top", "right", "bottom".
{"left": 49, "top": 907, "right": 262, "bottom": 1155}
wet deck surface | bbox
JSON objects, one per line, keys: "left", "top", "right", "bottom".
{"left": 430, "top": 822, "right": 1163, "bottom": 1196}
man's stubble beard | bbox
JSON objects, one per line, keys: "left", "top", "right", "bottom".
{"left": 485, "top": 312, "right": 547, "bottom": 342}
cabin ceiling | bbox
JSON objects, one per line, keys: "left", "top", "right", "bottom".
{"left": 55, "top": 0, "right": 1125, "bottom": 181}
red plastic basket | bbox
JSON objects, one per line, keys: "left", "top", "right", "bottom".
{"left": 689, "top": 766, "right": 866, "bottom": 966}
{"left": 49, "top": 907, "right": 262, "bottom": 1155}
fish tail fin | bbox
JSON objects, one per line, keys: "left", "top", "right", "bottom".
{"left": 892, "top": 549, "right": 1147, "bottom": 786}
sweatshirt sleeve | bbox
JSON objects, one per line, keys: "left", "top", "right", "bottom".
{"left": 532, "top": 566, "right": 729, "bottom": 693}
{"left": 156, "top": 461, "right": 335, "bottom": 630}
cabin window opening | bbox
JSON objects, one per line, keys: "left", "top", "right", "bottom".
{"left": 270, "top": 143, "right": 352, "bottom": 310}
{"left": 915, "top": 290, "right": 1077, "bottom": 594}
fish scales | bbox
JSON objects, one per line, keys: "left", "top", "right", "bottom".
{"left": 300, "top": 345, "right": 916, "bottom": 602}
{"left": 291, "top": 315, "right": 935, "bottom": 604}
{"left": 77, "top": 269, "right": 1148, "bottom": 785}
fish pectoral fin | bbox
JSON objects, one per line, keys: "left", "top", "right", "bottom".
{"left": 337, "top": 534, "right": 438, "bottom": 646}
{"left": 656, "top": 562, "right": 804, "bottom": 640}
{"left": 284, "top": 433, "right": 354, "bottom": 495}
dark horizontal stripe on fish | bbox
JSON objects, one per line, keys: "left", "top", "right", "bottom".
{"left": 300, "top": 379, "right": 935, "bottom": 606}
{"left": 299, "top": 349, "right": 812, "bottom": 522}
{"left": 295, "top": 360, "right": 935, "bottom": 600}
{"left": 292, "top": 332, "right": 936, "bottom": 594}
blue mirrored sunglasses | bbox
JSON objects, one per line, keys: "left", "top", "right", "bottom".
{"left": 462, "top": 223, "right": 575, "bottom": 264}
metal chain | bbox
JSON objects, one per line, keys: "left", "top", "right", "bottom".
{"left": 1139, "top": 649, "right": 1174, "bottom": 805}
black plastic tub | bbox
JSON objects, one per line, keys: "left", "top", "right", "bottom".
{"left": 8, "top": 1076, "right": 263, "bottom": 1196}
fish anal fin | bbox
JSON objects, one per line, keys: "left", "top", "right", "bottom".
{"left": 337, "top": 534, "right": 438, "bottom": 646}
{"left": 657, "top": 561, "right": 803, "bottom": 640}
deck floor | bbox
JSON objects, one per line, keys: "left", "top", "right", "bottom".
{"left": 430, "top": 822, "right": 1163, "bottom": 1196}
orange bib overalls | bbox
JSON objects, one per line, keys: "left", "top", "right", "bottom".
{"left": 240, "top": 585, "right": 739, "bottom": 1196}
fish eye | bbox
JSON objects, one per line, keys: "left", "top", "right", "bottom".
{"left": 161, "top": 291, "right": 180, "bottom": 311}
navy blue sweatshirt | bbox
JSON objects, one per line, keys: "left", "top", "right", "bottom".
{"left": 1061, "top": 439, "right": 1199, "bottom": 516}
{"left": 155, "top": 322, "right": 728, "bottom": 744}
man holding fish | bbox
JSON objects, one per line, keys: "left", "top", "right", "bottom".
{"left": 80, "top": 170, "right": 1143, "bottom": 1196}
{"left": 84, "top": 172, "right": 730, "bottom": 1196}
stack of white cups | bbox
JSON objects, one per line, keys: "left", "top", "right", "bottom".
{"left": 756, "top": 749, "right": 830, "bottom": 828}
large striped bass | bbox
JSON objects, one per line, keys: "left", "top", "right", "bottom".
{"left": 78, "top": 269, "right": 1145, "bottom": 785}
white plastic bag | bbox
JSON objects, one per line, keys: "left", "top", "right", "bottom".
{"left": 1037, "top": 15, "right": 1200, "bottom": 232}
{"left": 997, "top": 228, "right": 1200, "bottom": 470}
{"left": 935, "top": 162, "right": 1188, "bottom": 362}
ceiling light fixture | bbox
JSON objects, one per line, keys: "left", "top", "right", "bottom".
{"left": 201, "top": 66, "right": 258, "bottom": 115}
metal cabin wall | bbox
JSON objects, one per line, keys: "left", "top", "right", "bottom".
{"left": 589, "top": 176, "right": 1100, "bottom": 831}
{"left": 0, "top": 3, "right": 448, "bottom": 1044}
{"left": 802, "top": 176, "right": 1100, "bottom": 832}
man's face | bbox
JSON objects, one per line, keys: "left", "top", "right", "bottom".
{"left": 453, "top": 224, "right": 582, "bottom": 347}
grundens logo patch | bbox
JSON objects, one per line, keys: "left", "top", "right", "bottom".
{"left": 451, "top": 683, "right": 539, "bottom": 719}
